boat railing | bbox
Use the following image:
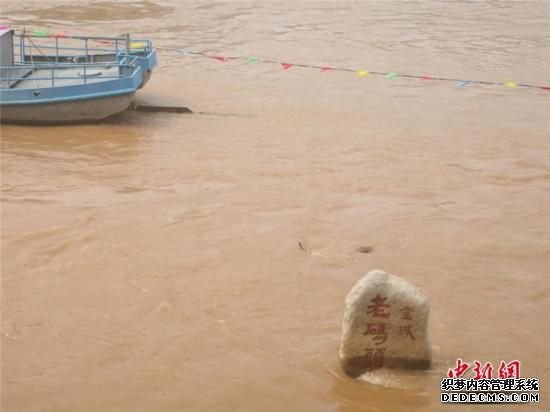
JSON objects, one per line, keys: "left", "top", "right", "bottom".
{"left": 13, "top": 32, "right": 153, "bottom": 65}
{"left": 0, "top": 56, "right": 140, "bottom": 89}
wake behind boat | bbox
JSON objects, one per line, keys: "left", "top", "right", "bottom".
{"left": 0, "top": 28, "right": 157, "bottom": 124}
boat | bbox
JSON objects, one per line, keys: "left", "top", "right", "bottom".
{"left": 0, "top": 28, "right": 157, "bottom": 124}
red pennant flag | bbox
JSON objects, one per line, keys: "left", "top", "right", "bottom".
{"left": 214, "top": 55, "right": 229, "bottom": 62}
{"left": 542, "top": 87, "right": 550, "bottom": 92}
{"left": 320, "top": 66, "right": 332, "bottom": 72}
{"left": 51, "top": 33, "right": 68, "bottom": 38}
{"left": 421, "top": 75, "right": 433, "bottom": 80}
{"left": 281, "top": 63, "right": 293, "bottom": 70}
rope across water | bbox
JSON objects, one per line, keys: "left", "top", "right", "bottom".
{"left": 158, "top": 47, "right": 550, "bottom": 93}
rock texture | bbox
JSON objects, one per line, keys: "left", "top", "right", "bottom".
{"left": 339, "top": 270, "right": 431, "bottom": 378}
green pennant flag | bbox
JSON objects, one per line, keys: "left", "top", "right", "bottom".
{"left": 33, "top": 30, "right": 49, "bottom": 37}
{"left": 246, "top": 56, "right": 259, "bottom": 63}
{"left": 385, "top": 71, "right": 398, "bottom": 80}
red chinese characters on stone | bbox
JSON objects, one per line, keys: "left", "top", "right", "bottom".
{"left": 365, "top": 348, "right": 385, "bottom": 370}
{"left": 363, "top": 323, "right": 388, "bottom": 345}
{"left": 367, "top": 294, "right": 391, "bottom": 318}
{"left": 399, "top": 305, "right": 414, "bottom": 320}
{"left": 472, "top": 361, "right": 493, "bottom": 379}
{"left": 398, "top": 325, "right": 416, "bottom": 340}
{"left": 498, "top": 360, "right": 521, "bottom": 378}
{"left": 396, "top": 305, "right": 415, "bottom": 340}
{"left": 448, "top": 358, "right": 470, "bottom": 378}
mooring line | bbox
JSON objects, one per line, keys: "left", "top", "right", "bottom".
{"left": 158, "top": 47, "right": 549, "bottom": 92}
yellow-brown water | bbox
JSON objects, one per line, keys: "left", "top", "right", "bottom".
{"left": 1, "top": 1, "right": 549, "bottom": 411}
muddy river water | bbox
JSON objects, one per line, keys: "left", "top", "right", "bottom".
{"left": 1, "top": 1, "right": 549, "bottom": 411}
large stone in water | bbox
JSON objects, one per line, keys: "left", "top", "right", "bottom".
{"left": 339, "top": 270, "right": 431, "bottom": 378}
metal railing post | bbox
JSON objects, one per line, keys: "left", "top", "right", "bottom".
{"left": 20, "top": 29, "right": 25, "bottom": 63}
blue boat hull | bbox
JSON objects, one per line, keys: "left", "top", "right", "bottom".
{"left": 0, "top": 92, "right": 135, "bottom": 124}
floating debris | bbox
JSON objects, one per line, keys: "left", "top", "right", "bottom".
{"left": 356, "top": 246, "right": 373, "bottom": 254}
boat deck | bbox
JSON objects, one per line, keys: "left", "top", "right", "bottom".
{"left": 0, "top": 68, "right": 32, "bottom": 88}
{"left": 6, "top": 65, "right": 122, "bottom": 90}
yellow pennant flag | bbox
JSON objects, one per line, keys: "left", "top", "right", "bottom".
{"left": 130, "top": 42, "right": 147, "bottom": 50}
{"left": 357, "top": 70, "right": 369, "bottom": 77}
{"left": 504, "top": 81, "right": 517, "bottom": 88}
